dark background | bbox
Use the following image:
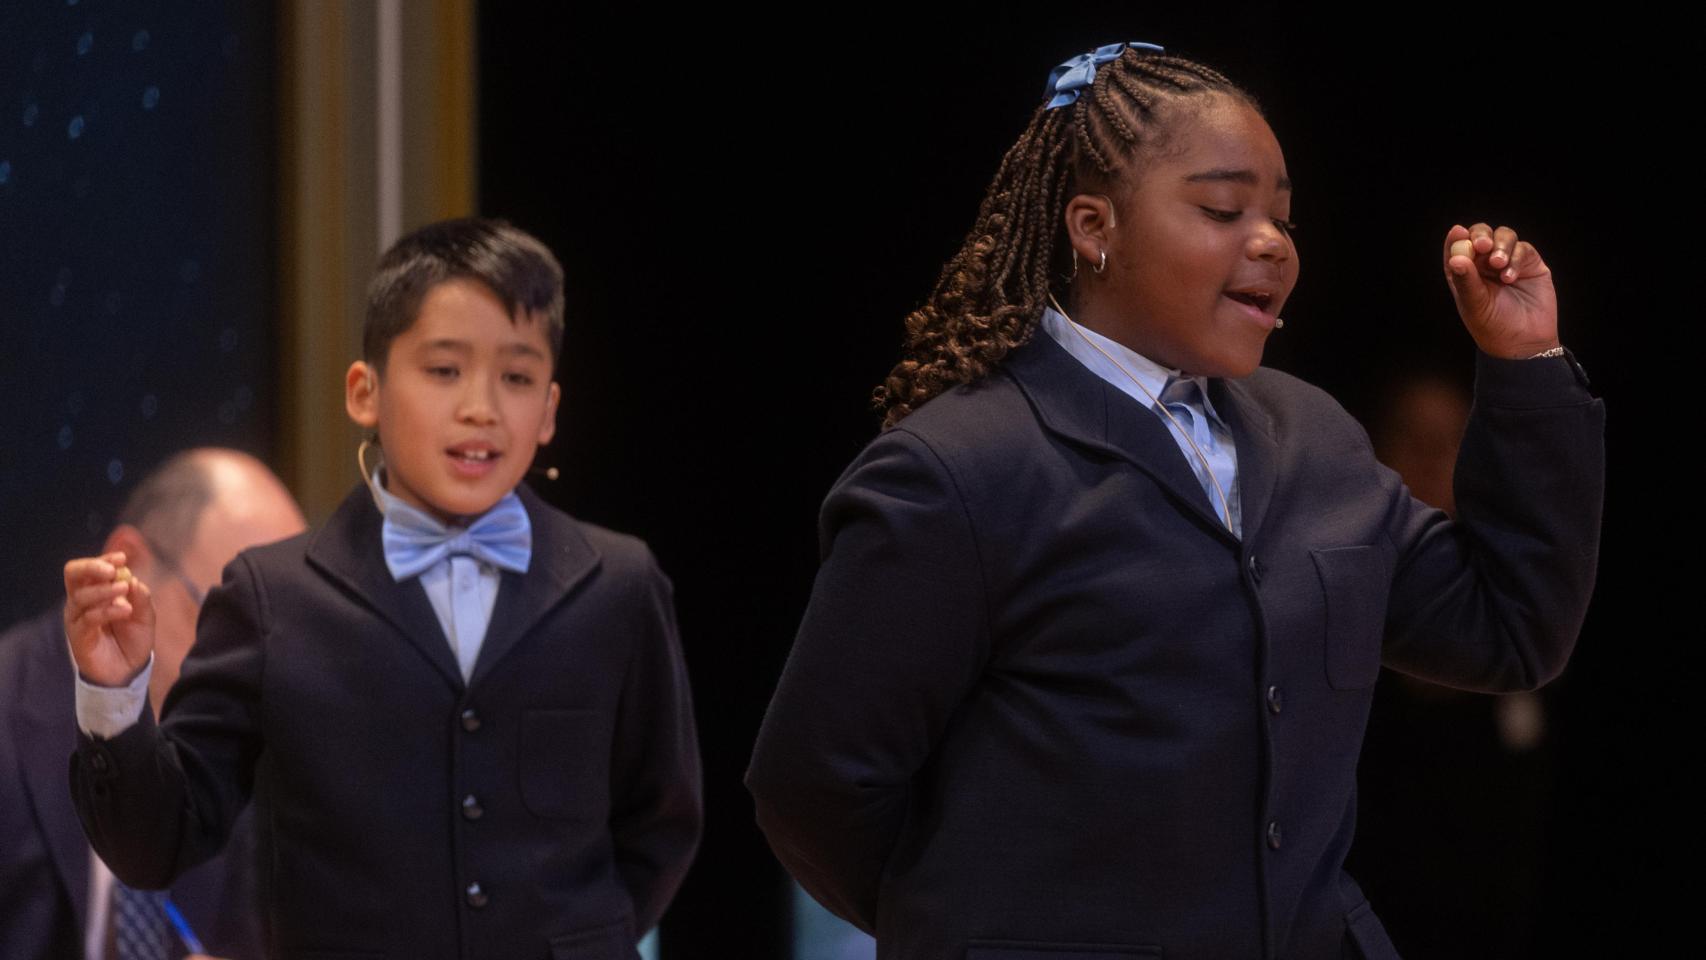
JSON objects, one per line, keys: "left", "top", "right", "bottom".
{"left": 0, "top": 0, "right": 277, "bottom": 625}
{"left": 0, "top": 1, "right": 1684, "bottom": 955}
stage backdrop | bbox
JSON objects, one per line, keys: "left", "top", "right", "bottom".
{"left": 0, "top": 0, "right": 277, "bottom": 626}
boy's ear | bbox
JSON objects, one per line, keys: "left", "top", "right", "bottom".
{"left": 345, "top": 361, "right": 380, "bottom": 429}
{"left": 536, "top": 382, "right": 561, "bottom": 446}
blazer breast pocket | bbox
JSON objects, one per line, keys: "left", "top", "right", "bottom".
{"left": 1310, "top": 545, "right": 1391, "bottom": 691}
{"left": 520, "top": 708, "right": 608, "bottom": 821}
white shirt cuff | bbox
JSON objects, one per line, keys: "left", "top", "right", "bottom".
{"left": 73, "top": 654, "right": 152, "bottom": 738}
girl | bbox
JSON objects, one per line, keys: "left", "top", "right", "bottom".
{"left": 747, "top": 43, "right": 1602, "bottom": 960}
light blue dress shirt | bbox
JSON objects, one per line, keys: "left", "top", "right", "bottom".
{"left": 368, "top": 472, "right": 508, "bottom": 681}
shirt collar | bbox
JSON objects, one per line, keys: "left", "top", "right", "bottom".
{"left": 369, "top": 472, "right": 453, "bottom": 537}
{"left": 1037, "top": 305, "right": 1230, "bottom": 429}
{"left": 364, "top": 450, "right": 521, "bottom": 537}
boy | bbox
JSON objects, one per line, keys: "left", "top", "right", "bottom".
{"left": 63, "top": 219, "right": 702, "bottom": 959}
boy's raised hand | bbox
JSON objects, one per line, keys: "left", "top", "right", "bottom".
{"left": 63, "top": 551, "right": 156, "bottom": 687}
{"left": 1442, "top": 222, "right": 1562, "bottom": 359}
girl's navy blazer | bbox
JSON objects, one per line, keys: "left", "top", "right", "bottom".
{"left": 749, "top": 332, "right": 1603, "bottom": 960}
{"left": 72, "top": 483, "right": 702, "bottom": 960}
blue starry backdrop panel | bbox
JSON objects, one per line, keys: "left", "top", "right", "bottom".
{"left": 0, "top": 0, "right": 277, "bottom": 625}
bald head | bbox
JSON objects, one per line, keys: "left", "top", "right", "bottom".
{"left": 186, "top": 449, "right": 308, "bottom": 569}
{"left": 115, "top": 448, "right": 303, "bottom": 570}
{"left": 105, "top": 448, "right": 306, "bottom": 713}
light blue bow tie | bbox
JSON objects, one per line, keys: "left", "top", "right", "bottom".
{"left": 382, "top": 492, "right": 531, "bottom": 582}
{"left": 1043, "top": 41, "right": 1165, "bottom": 109}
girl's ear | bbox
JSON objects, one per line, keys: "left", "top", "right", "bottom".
{"left": 1064, "top": 193, "right": 1119, "bottom": 263}
{"left": 345, "top": 361, "right": 380, "bottom": 429}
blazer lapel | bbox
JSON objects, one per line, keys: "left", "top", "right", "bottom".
{"left": 16, "top": 613, "right": 92, "bottom": 926}
{"left": 1004, "top": 334, "right": 1240, "bottom": 544}
{"left": 1211, "top": 376, "right": 1280, "bottom": 544}
{"left": 306, "top": 486, "right": 465, "bottom": 691}
{"left": 468, "top": 484, "right": 602, "bottom": 688}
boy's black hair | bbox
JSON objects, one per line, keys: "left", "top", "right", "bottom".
{"left": 363, "top": 217, "right": 565, "bottom": 372}
{"left": 874, "top": 49, "right": 1255, "bottom": 427}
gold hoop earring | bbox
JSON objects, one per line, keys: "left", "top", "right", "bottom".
{"left": 1093, "top": 250, "right": 1107, "bottom": 275}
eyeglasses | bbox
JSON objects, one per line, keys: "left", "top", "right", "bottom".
{"left": 138, "top": 535, "right": 208, "bottom": 607}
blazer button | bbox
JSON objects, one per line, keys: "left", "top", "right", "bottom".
{"left": 1266, "top": 685, "right": 1283, "bottom": 715}
{"left": 465, "top": 882, "right": 488, "bottom": 908}
{"left": 1247, "top": 553, "right": 1263, "bottom": 585}
{"left": 89, "top": 751, "right": 110, "bottom": 773}
{"left": 460, "top": 708, "right": 481, "bottom": 733}
{"left": 461, "top": 794, "right": 484, "bottom": 821}
{"left": 1267, "top": 820, "right": 1283, "bottom": 850}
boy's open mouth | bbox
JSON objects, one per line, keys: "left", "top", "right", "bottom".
{"left": 447, "top": 443, "right": 502, "bottom": 469}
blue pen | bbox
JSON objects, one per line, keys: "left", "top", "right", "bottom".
{"left": 162, "top": 897, "right": 207, "bottom": 956}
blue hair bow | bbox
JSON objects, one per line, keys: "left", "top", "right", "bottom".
{"left": 1043, "top": 41, "right": 1165, "bottom": 109}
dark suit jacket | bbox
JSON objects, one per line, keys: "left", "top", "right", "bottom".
{"left": 747, "top": 334, "right": 1603, "bottom": 960}
{"left": 1, "top": 608, "right": 264, "bottom": 959}
{"left": 69, "top": 485, "right": 702, "bottom": 960}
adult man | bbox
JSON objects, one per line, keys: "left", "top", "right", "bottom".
{"left": 0, "top": 448, "right": 305, "bottom": 959}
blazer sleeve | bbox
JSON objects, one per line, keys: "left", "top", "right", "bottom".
{"left": 608, "top": 554, "right": 703, "bottom": 934}
{"left": 746, "top": 426, "right": 992, "bottom": 933}
{"left": 1378, "top": 351, "right": 1605, "bottom": 691}
{"left": 70, "top": 552, "right": 267, "bottom": 890}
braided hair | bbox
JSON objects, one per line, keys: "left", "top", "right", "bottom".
{"left": 874, "top": 48, "right": 1255, "bottom": 427}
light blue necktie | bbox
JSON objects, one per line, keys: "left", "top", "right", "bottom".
{"left": 1158, "top": 377, "right": 1241, "bottom": 536}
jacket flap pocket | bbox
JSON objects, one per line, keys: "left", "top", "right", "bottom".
{"left": 966, "top": 940, "right": 1162, "bottom": 960}
{"left": 549, "top": 917, "right": 636, "bottom": 960}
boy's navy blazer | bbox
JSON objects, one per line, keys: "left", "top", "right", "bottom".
{"left": 71, "top": 483, "right": 702, "bottom": 960}
{"left": 0, "top": 609, "right": 263, "bottom": 958}
{"left": 748, "top": 333, "right": 1603, "bottom": 960}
